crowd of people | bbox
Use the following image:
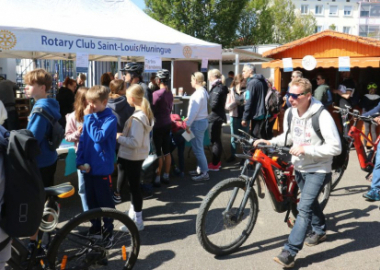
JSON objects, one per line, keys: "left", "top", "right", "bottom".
{"left": 0, "top": 63, "right": 380, "bottom": 268}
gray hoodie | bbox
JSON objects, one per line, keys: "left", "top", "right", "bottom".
{"left": 270, "top": 98, "right": 341, "bottom": 173}
{"left": 117, "top": 110, "right": 154, "bottom": 161}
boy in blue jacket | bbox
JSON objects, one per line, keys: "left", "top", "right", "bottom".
{"left": 77, "top": 85, "right": 117, "bottom": 238}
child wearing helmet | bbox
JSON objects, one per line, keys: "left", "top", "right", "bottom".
{"left": 360, "top": 82, "right": 380, "bottom": 148}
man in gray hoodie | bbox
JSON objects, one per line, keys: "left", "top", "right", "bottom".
{"left": 254, "top": 78, "right": 341, "bottom": 268}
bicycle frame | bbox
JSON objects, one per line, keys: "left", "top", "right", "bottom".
{"left": 348, "top": 119, "right": 379, "bottom": 172}
{"left": 232, "top": 148, "right": 297, "bottom": 223}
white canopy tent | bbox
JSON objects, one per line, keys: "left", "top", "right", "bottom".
{"left": 0, "top": 0, "right": 222, "bottom": 76}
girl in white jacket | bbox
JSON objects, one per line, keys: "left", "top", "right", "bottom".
{"left": 116, "top": 84, "right": 155, "bottom": 231}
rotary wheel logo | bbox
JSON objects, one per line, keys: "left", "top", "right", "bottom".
{"left": 183, "top": 46, "right": 192, "bottom": 58}
{"left": 0, "top": 30, "right": 17, "bottom": 50}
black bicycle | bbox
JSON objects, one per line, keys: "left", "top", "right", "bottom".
{"left": 7, "top": 182, "right": 140, "bottom": 270}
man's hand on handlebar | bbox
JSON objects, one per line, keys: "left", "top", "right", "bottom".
{"left": 253, "top": 139, "right": 270, "bottom": 147}
{"left": 374, "top": 116, "right": 380, "bottom": 125}
{"left": 289, "top": 145, "right": 305, "bottom": 157}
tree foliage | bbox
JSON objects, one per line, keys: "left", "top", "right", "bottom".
{"left": 145, "top": 0, "right": 316, "bottom": 47}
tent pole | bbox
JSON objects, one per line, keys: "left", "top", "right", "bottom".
{"left": 117, "top": 56, "right": 122, "bottom": 79}
{"left": 219, "top": 59, "right": 222, "bottom": 73}
{"left": 171, "top": 60, "right": 174, "bottom": 91}
{"left": 235, "top": 53, "right": 239, "bottom": 75}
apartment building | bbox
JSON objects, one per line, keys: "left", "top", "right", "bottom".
{"left": 292, "top": 0, "right": 360, "bottom": 34}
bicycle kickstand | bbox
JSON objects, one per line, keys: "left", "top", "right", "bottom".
{"left": 284, "top": 206, "right": 295, "bottom": 229}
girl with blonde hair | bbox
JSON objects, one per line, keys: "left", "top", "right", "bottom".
{"left": 64, "top": 87, "right": 89, "bottom": 211}
{"left": 116, "top": 84, "right": 155, "bottom": 231}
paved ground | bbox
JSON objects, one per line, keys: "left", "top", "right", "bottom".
{"left": 40, "top": 134, "right": 380, "bottom": 270}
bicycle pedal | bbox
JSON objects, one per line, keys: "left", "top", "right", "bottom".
{"left": 287, "top": 217, "right": 295, "bottom": 229}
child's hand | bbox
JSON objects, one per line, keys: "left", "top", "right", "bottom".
{"left": 116, "top": 133, "right": 123, "bottom": 139}
{"left": 78, "top": 164, "right": 91, "bottom": 173}
{"left": 183, "top": 118, "right": 188, "bottom": 122}
{"left": 78, "top": 126, "right": 83, "bottom": 134}
{"left": 84, "top": 104, "right": 94, "bottom": 115}
{"left": 185, "top": 126, "right": 191, "bottom": 134}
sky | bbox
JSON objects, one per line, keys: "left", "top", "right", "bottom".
{"left": 131, "top": 0, "right": 145, "bottom": 10}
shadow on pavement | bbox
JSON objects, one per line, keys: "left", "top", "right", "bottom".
{"left": 134, "top": 250, "right": 176, "bottom": 270}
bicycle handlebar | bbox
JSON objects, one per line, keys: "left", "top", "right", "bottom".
{"left": 256, "top": 143, "right": 291, "bottom": 153}
{"left": 333, "top": 106, "right": 379, "bottom": 126}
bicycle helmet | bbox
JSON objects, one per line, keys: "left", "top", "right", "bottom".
{"left": 120, "top": 62, "right": 144, "bottom": 74}
{"left": 156, "top": 69, "right": 170, "bottom": 81}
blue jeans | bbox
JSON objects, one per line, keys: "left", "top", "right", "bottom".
{"left": 230, "top": 117, "right": 249, "bottom": 156}
{"left": 285, "top": 171, "right": 330, "bottom": 256}
{"left": 371, "top": 148, "right": 380, "bottom": 191}
{"left": 77, "top": 170, "right": 88, "bottom": 212}
{"left": 190, "top": 119, "right": 209, "bottom": 173}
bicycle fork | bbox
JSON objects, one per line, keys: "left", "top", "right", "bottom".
{"left": 225, "top": 162, "right": 262, "bottom": 223}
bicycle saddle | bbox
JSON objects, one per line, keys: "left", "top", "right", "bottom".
{"left": 45, "top": 182, "right": 75, "bottom": 198}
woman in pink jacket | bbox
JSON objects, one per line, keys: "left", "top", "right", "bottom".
{"left": 65, "top": 87, "right": 89, "bottom": 211}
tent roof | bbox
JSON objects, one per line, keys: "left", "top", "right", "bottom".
{"left": 0, "top": 0, "right": 221, "bottom": 61}
{"left": 262, "top": 30, "right": 380, "bottom": 59}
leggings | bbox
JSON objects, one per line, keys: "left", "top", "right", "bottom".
{"left": 117, "top": 158, "right": 144, "bottom": 212}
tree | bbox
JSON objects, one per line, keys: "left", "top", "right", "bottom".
{"left": 270, "top": 0, "right": 316, "bottom": 44}
{"left": 145, "top": 0, "right": 248, "bottom": 48}
{"left": 329, "top": 24, "right": 336, "bottom": 31}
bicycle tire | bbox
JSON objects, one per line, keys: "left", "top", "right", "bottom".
{"left": 47, "top": 208, "right": 140, "bottom": 270}
{"left": 291, "top": 177, "right": 331, "bottom": 218}
{"left": 196, "top": 177, "right": 258, "bottom": 256}
{"left": 331, "top": 154, "right": 350, "bottom": 190}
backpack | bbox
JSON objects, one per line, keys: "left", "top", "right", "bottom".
{"left": 322, "top": 88, "right": 333, "bottom": 107}
{"left": 286, "top": 107, "right": 348, "bottom": 170}
{"left": 31, "top": 107, "right": 64, "bottom": 151}
{"left": 0, "top": 129, "right": 46, "bottom": 237}
{"left": 265, "top": 88, "right": 281, "bottom": 115}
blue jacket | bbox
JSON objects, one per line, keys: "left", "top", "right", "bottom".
{"left": 27, "top": 98, "right": 60, "bottom": 168}
{"left": 76, "top": 108, "right": 117, "bottom": 176}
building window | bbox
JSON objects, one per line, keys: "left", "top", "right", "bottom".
{"left": 301, "top": 5, "right": 309, "bottom": 14}
{"left": 315, "top": 26, "right": 322, "bottom": 33}
{"left": 361, "top": 4, "right": 370, "bottom": 17}
{"left": 344, "top": 6, "right": 352, "bottom": 16}
{"left": 315, "top": 5, "right": 323, "bottom": 15}
{"left": 359, "top": 25, "right": 368, "bottom": 36}
{"left": 329, "top": 5, "right": 338, "bottom": 16}
{"left": 343, "top": 27, "right": 351, "bottom": 34}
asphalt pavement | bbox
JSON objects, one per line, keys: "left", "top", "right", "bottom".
{"left": 54, "top": 141, "right": 380, "bottom": 270}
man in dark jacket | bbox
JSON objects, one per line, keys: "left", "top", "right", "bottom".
{"left": 208, "top": 69, "right": 228, "bottom": 171}
{"left": 241, "top": 64, "right": 268, "bottom": 138}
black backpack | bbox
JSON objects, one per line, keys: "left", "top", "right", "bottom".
{"left": 0, "top": 129, "right": 46, "bottom": 237}
{"left": 286, "top": 107, "right": 348, "bottom": 170}
{"left": 266, "top": 89, "right": 281, "bottom": 115}
{"left": 31, "top": 107, "right": 64, "bottom": 151}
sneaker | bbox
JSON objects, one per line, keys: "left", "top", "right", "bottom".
{"left": 226, "top": 156, "right": 236, "bottom": 163}
{"left": 135, "top": 220, "right": 144, "bottom": 231}
{"left": 363, "top": 189, "right": 380, "bottom": 201}
{"left": 305, "top": 231, "right": 326, "bottom": 247}
{"left": 208, "top": 162, "right": 220, "bottom": 172}
{"left": 173, "top": 167, "right": 182, "bottom": 176}
{"left": 273, "top": 249, "right": 295, "bottom": 268}
{"left": 153, "top": 176, "right": 161, "bottom": 188}
{"left": 87, "top": 226, "right": 102, "bottom": 237}
{"left": 112, "top": 192, "right": 122, "bottom": 204}
{"left": 191, "top": 173, "right": 210, "bottom": 182}
{"left": 161, "top": 176, "right": 170, "bottom": 184}
{"left": 189, "top": 168, "right": 201, "bottom": 176}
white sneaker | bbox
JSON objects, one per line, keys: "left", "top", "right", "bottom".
{"left": 189, "top": 167, "right": 201, "bottom": 176}
{"left": 119, "top": 225, "right": 129, "bottom": 232}
{"left": 134, "top": 220, "right": 144, "bottom": 231}
{"left": 191, "top": 173, "right": 210, "bottom": 182}
{"left": 126, "top": 210, "right": 135, "bottom": 221}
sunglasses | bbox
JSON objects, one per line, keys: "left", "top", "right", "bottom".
{"left": 367, "top": 83, "right": 377, "bottom": 90}
{"left": 287, "top": 92, "right": 308, "bottom": 99}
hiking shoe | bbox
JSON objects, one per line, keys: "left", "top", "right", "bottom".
{"left": 112, "top": 192, "right": 122, "bottom": 204}
{"left": 191, "top": 173, "right": 210, "bottom": 182}
{"left": 226, "top": 156, "right": 236, "bottom": 163}
{"left": 305, "top": 231, "right": 326, "bottom": 246}
{"left": 273, "top": 249, "right": 295, "bottom": 268}
{"left": 363, "top": 189, "right": 380, "bottom": 201}
{"left": 208, "top": 162, "right": 221, "bottom": 171}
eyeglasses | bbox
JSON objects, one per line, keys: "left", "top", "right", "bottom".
{"left": 287, "top": 92, "right": 308, "bottom": 99}
{"left": 367, "top": 83, "right": 377, "bottom": 90}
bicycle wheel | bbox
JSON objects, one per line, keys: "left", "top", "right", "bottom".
{"left": 47, "top": 208, "right": 140, "bottom": 270}
{"left": 196, "top": 177, "right": 258, "bottom": 256}
{"left": 331, "top": 154, "right": 350, "bottom": 190}
{"left": 291, "top": 178, "right": 331, "bottom": 218}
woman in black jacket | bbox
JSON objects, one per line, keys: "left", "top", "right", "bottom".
{"left": 56, "top": 77, "right": 76, "bottom": 129}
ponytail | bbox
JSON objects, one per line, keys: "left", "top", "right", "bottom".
{"left": 141, "top": 97, "right": 154, "bottom": 124}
